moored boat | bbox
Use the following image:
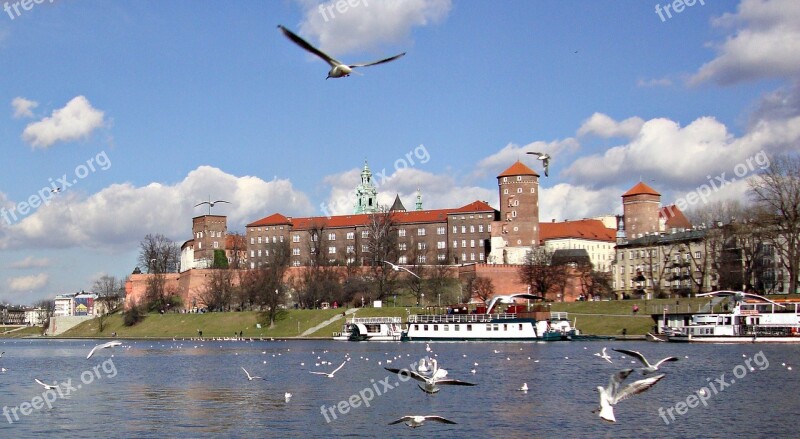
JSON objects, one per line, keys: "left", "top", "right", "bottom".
{"left": 333, "top": 316, "right": 403, "bottom": 341}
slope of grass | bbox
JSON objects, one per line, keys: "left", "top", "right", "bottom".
{"left": 0, "top": 326, "right": 44, "bottom": 338}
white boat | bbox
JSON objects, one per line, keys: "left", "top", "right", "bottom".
{"left": 401, "top": 293, "right": 578, "bottom": 341}
{"left": 668, "top": 291, "right": 800, "bottom": 343}
{"left": 332, "top": 316, "right": 403, "bottom": 341}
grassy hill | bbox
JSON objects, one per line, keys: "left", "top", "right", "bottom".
{"left": 0, "top": 326, "right": 44, "bottom": 338}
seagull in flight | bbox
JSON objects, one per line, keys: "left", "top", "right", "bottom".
{"left": 594, "top": 347, "right": 613, "bottom": 364}
{"left": 518, "top": 383, "right": 529, "bottom": 392}
{"left": 382, "top": 260, "right": 421, "bottom": 279}
{"left": 87, "top": 341, "right": 122, "bottom": 359}
{"left": 34, "top": 379, "right": 59, "bottom": 390}
{"left": 385, "top": 360, "right": 476, "bottom": 394}
{"left": 241, "top": 367, "right": 263, "bottom": 381}
{"left": 310, "top": 360, "right": 346, "bottom": 378}
{"left": 526, "top": 151, "right": 551, "bottom": 177}
{"left": 278, "top": 25, "right": 406, "bottom": 79}
{"left": 389, "top": 415, "right": 457, "bottom": 428}
{"left": 50, "top": 187, "right": 61, "bottom": 194}
{"left": 612, "top": 349, "right": 678, "bottom": 375}
{"left": 195, "top": 199, "right": 230, "bottom": 215}
{"left": 595, "top": 369, "right": 665, "bottom": 423}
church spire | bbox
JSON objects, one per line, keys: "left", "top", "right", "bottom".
{"left": 415, "top": 188, "right": 423, "bottom": 211}
{"left": 354, "top": 160, "right": 378, "bottom": 214}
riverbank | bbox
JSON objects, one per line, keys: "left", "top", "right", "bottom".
{"left": 50, "top": 298, "right": 717, "bottom": 339}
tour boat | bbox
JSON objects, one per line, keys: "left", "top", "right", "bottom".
{"left": 332, "top": 316, "right": 404, "bottom": 341}
{"left": 667, "top": 291, "right": 800, "bottom": 343}
{"left": 401, "top": 293, "right": 578, "bottom": 341}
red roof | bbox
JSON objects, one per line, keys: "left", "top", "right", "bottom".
{"left": 498, "top": 160, "right": 539, "bottom": 178}
{"left": 539, "top": 219, "right": 615, "bottom": 243}
{"left": 247, "top": 201, "right": 498, "bottom": 231}
{"left": 246, "top": 213, "right": 292, "bottom": 227}
{"left": 622, "top": 182, "right": 660, "bottom": 197}
{"left": 659, "top": 205, "right": 692, "bottom": 230}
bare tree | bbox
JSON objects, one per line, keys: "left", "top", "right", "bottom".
{"left": 473, "top": 276, "right": 495, "bottom": 303}
{"left": 92, "top": 275, "right": 123, "bottom": 332}
{"left": 517, "top": 247, "right": 565, "bottom": 301}
{"left": 33, "top": 298, "right": 55, "bottom": 330}
{"left": 138, "top": 233, "right": 180, "bottom": 274}
{"left": 364, "top": 207, "right": 399, "bottom": 300}
{"left": 226, "top": 232, "right": 247, "bottom": 269}
{"left": 749, "top": 154, "right": 800, "bottom": 294}
{"left": 195, "top": 269, "right": 235, "bottom": 311}
{"left": 241, "top": 240, "right": 291, "bottom": 326}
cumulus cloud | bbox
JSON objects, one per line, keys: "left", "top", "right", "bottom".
{"left": 0, "top": 166, "right": 314, "bottom": 251}
{"left": 298, "top": 0, "right": 451, "bottom": 56}
{"left": 9, "top": 256, "right": 50, "bottom": 269}
{"left": 11, "top": 97, "right": 38, "bottom": 118}
{"left": 8, "top": 273, "right": 49, "bottom": 291}
{"left": 539, "top": 184, "right": 622, "bottom": 222}
{"left": 577, "top": 113, "right": 645, "bottom": 139}
{"left": 22, "top": 96, "right": 106, "bottom": 149}
{"left": 473, "top": 138, "right": 579, "bottom": 179}
{"left": 690, "top": 0, "right": 800, "bottom": 85}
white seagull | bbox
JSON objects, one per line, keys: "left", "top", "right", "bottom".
{"left": 241, "top": 367, "right": 262, "bottom": 381}
{"left": 50, "top": 188, "right": 61, "bottom": 194}
{"left": 385, "top": 360, "right": 476, "bottom": 394}
{"left": 612, "top": 349, "right": 678, "bottom": 375}
{"left": 284, "top": 392, "right": 292, "bottom": 402}
{"left": 389, "top": 415, "right": 457, "bottom": 428}
{"left": 34, "top": 379, "right": 59, "bottom": 390}
{"left": 278, "top": 25, "right": 406, "bottom": 79}
{"left": 309, "top": 360, "right": 346, "bottom": 378}
{"left": 382, "top": 260, "right": 421, "bottom": 279}
{"left": 596, "top": 369, "right": 665, "bottom": 423}
{"left": 87, "top": 341, "right": 122, "bottom": 359}
{"left": 518, "top": 383, "right": 529, "bottom": 392}
{"left": 526, "top": 151, "right": 551, "bottom": 177}
{"left": 594, "top": 347, "right": 613, "bottom": 364}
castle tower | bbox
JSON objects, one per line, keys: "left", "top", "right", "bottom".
{"left": 192, "top": 215, "right": 228, "bottom": 268}
{"left": 621, "top": 182, "right": 660, "bottom": 238}
{"left": 354, "top": 161, "right": 378, "bottom": 214}
{"left": 488, "top": 160, "right": 540, "bottom": 264}
{"left": 415, "top": 188, "right": 423, "bottom": 211}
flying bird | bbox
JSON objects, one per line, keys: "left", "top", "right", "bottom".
{"left": 389, "top": 415, "right": 457, "bottom": 428}
{"left": 612, "top": 349, "right": 678, "bottom": 375}
{"left": 87, "top": 341, "right": 122, "bottom": 359}
{"left": 385, "top": 359, "right": 475, "bottom": 394}
{"left": 382, "top": 260, "right": 421, "bottom": 279}
{"left": 595, "top": 369, "right": 665, "bottom": 423}
{"left": 195, "top": 199, "right": 230, "bottom": 215}
{"left": 241, "top": 367, "right": 262, "bottom": 381}
{"left": 50, "top": 188, "right": 61, "bottom": 194}
{"left": 34, "top": 379, "right": 59, "bottom": 390}
{"left": 518, "top": 383, "right": 529, "bottom": 392}
{"left": 526, "top": 151, "right": 551, "bottom": 177}
{"left": 277, "top": 25, "right": 406, "bottom": 79}
{"left": 309, "top": 360, "right": 347, "bottom": 378}
{"left": 594, "top": 347, "right": 613, "bottom": 364}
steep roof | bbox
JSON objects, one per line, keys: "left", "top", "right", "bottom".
{"left": 497, "top": 160, "right": 539, "bottom": 178}
{"left": 622, "top": 181, "right": 660, "bottom": 197}
{"left": 389, "top": 194, "right": 406, "bottom": 212}
{"left": 659, "top": 205, "right": 692, "bottom": 230}
{"left": 448, "top": 200, "right": 496, "bottom": 214}
{"left": 246, "top": 213, "right": 292, "bottom": 227}
{"left": 539, "top": 219, "right": 615, "bottom": 243}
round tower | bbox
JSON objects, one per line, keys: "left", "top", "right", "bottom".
{"left": 621, "top": 182, "right": 661, "bottom": 238}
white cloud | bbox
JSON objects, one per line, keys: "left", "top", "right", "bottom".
{"left": 9, "top": 256, "right": 50, "bottom": 269}
{"left": 539, "top": 184, "right": 622, "bottom": 222}
{"left": 11, "top": 97, "right": 38, "bottom": 118}
{"left": 636, "top": 77, "right": 672, "bottom": 88}
{"left": 473, "top": 138, "right": 579, "bottom": 179}
{"left": 8, "top": 273, "right": 49, "bottom": 291}
{"left": 690, "top": 0, "right": 800, "bottom": 85}
{"left": 1, "top": 166, "right": 314, "bottom": 250}
{"left": 298, "top": 0, "right": 451, "bottom": 56}
{"left": 577, "top": 113, "right": 645, "bottom": 139}
{"left": 22, "top": 96, "right": 106, "bottom": 149}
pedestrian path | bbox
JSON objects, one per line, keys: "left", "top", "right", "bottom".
{"left": 300, "top": 308, "right": 359, "bottom": 337}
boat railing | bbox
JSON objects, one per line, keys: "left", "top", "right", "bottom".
{"left": 408, "top": 313, "right": 519, "bottom": 324}
{"left": 550, "top": 311, "right": 569, "bottom": 320}
{"left": 347, "top": 317, "right": 402, "bottom": 324}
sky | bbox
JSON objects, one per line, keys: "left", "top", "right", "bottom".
{"left": 2, "top": 0, "right": 799, "bottom": 305}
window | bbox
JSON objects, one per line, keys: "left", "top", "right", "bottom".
{"left": 470, "top": 225, "right": 475, "bottom": 233}
{"left": 328, "top": 233, "right": 336, "bottom": 241}
{"left": 250, "top": 237, "right": 254, "bottom": 245}
{"left": 250, "top": 250, "right": 255, "bottom": 257}
{"left": 516, "top": 176, "right": 522, "bottom": 181}
{"left": 694, "top": 251, "right": 701, "bottom": 259}
{"left": 512, "top": 211, "right": 517, "bottom": 217}
{"left": 292, "top": 260, "right": 301, "bottom": 267}
{"left": 453, "top": 226, "right": 458, "bottom": 233}
{"left": 398, "top": 229, "right": 406, "bottom": 237}
{"left": 398, "top": 242, "right": 407, "bottom": 251}
{"left": 258, "top": 249, "right": 262, "bottom": 257}
{"left": 399, "top": 255, "right": 407, "bottom": 264}
{"left": 453, "top": 240, "right": 458, "bottom": 248}
{"left": 479, "top": 225, "right": 484, "bottom": 233}
{"left": 328, "top": 246, "right": 336, "bottom": 254}
{"left": 470, "top": 253, "right": 475, "bottom": 261}
{"left": 311, "top": 234, "right": 318, "bottom": 242}
{"left": 418, "top": 255, "right": 427, "bottom": 263}
{"left": 455, "top": 324, "right": 459, "bottom": 331}
{"left": 461, "top": 226, "right": 466, "bottom": 233}
{"left": 466, "top": 324, "right": 472, "bottom": 331}
{"left": 437, "top": 226, "right": 445, "bottom": 235}
{"left": 470, "top": 239, "right": 475, "bottom": 248}
{"left": 346, "top": 245, "right": 354, "bottom": 254}
{"left": 257, "top": 236, "right": 262, "bottom": 244}
{"left": 517, "top": 188, "right": 522, "bottom": 193}
{"left": 438, "top": 254, "right": 446, "bottom": 261}
{"left": 462, "top": 252, "right": 467, "bottom": 261}
{"left": 461, "top": 240, "right": 467, "bottom": 248}
{"left": 437, "top": 241, "right": 446, "bottom": 249}
{"left": 504, "top": 188, "right": 509, "bottom": 194}
{"left": 213, "top": 241, "right": 219, "bottom": 249}
{"left": 418, "top": 242, "right": 427, "bottom": 250}
{"left": 362, "top": 245, "right": 369, "bottom": 252}
{"left": 479, "top": 252, "right": 484, "bottom": 261}
{"left": 279, "top": 236, "right": 284, "bottom": 242}
{"left": 292, "top": 234, "right": 300, "bottom": 243}
{"left": 346, "top": 232, "right": 354, "bottom": 240}
{"left": 414, "top": 228, "right": 424, "bottom": 236}
{"left": 292, "top": 248, "right": 300, "bottom": 256}
{"left": 361, "top": 231, "right": 369, "bottom": 238}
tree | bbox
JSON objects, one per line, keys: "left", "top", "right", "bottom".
{"left": 92, "top": 275, "right": 123, "bottom": 332}
{"left": 517, "top": 247, "right": 566, "bottom": 300}
{"left": 138, "top": 233, "right": 180, "bottom": 274}
{"left": 241, "top": 240, "right": 291, "bottom": 327}
{"left": 364, "top": 207, "right": 400, "bottom": 300}
{"left": 33, "top": 298, "right": 55, "bottom": 330}
{"left": 213, "top": 249, "right": 229, "bottom": 269}
{"left": 473, "top": 277, "right": 495, "bottom": 302}
{"left": 195, "top": 269, "right": 235, "bottom": 311}
{"left": 749, "top": 154, "right": 800, "bottom": 294}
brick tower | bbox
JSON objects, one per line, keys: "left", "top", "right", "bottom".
{"left": 192, "top": 215, "right": 228, "bottom": 268}
{"left": 621, "top": 182, "right": 660, "bottom": 238}
{"left": 488, "top": 160, "right": 540, "bottom": 264}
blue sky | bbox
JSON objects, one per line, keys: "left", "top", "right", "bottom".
{"left": 2, "top": 0, "right": 799, "bottom": 304}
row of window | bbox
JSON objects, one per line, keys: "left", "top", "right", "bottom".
{"left": 195, "top": 230, "right": 223, "bottom": 239}
{"left": 619, "top": 250, "right": 702, "bottom": 261}
{"left": 413, "top": 323, "right": 526, "bottom": 332}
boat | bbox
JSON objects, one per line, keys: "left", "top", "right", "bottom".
{"left": 667, "top": 291, "right": 800, "bottom": 343}
{"left": 332, "top": 316, "right": 403, "bottom": 341}
{"left": 401, "top": 293, "right": 578, "bottom": 341}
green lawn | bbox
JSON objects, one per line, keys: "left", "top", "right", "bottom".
{"left": 0, "top": 326, "right": 44, "bottom": 338}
